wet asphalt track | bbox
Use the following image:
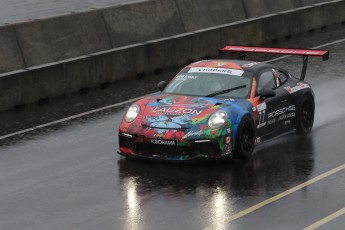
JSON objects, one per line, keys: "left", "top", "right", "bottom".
{"left": 1, "top": 28, "right": 345, "bottom": 229}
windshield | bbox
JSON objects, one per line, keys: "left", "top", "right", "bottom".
{"left": 164, "top": 67, "right": 253, "bottom": 98}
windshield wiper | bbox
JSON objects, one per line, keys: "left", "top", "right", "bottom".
{"left": 205, "top": 85, "right": 246, "bottom": 97}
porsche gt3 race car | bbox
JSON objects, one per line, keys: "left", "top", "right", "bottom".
{"left": 118, "top": 46, "right": 329, "bottom": 161}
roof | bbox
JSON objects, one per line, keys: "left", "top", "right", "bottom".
{"left": 188, "top": 59, "right": 263, "bottom": 71}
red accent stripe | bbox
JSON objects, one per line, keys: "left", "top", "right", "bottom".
{"left": 220, "top": 46, "right": 329, "bottom": 60}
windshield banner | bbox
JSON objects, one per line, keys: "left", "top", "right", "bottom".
{"left": 188, "top": 67, "right": 244, "bottom": 76}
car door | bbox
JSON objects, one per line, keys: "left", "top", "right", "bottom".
{"left": 255, "top": 68, "right": 291, "bottom": 138}
{"left": 272, "top": 69, "right": 296, "bottom": 130}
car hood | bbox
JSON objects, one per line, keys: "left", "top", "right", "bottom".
{"left": 140, "top": 94, "right": 245, "bottom": 129}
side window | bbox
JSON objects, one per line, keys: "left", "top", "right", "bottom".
{"left": 273, "top": 69, "right": 288, "bottom": 85}
{"left": 257, "top": 69, "right": 276, "bottom": 93}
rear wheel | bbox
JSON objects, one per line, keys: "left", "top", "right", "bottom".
{"left": 297, "top": 94, "right": 315, "bottom": 135}
{"left": 235, "top": 116, "right": 255, "bottom": 159}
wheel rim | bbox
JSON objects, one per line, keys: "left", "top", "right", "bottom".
{"left": 242, "top": 123, "right": 253, "bottom": 152}
{"left": 302, "top": 100, "right": 313, "bottom": 129}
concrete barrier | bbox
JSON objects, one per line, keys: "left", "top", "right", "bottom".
{"left": 102, "top": 0, "right": 186, "bottom": 48}
{"left": 0, "top": 0, "right": 248, "bottom": 72}
{"left": 0, "top": 25, "right": 26, "bottom": 73}
{"left": 308, "top": 0, "right": 345, "bottom": 27}
{"left": 0, "top": 64, "right": 65, "bottom": 110}
{"left": 242, "top": 0, "right": 302, "bottom": 18}
{"left": 220, "top": 19, "right": 265, "bottom": 47}
{"left": 262, "top": 0, "right": 345, "bottom": 40}
{"left": 0, "top": 0, "right": 344, "bottom": 111}
{"left": 243, "top": 0, "right": 334, "bottom": 18}
{"left": 0, "top": 0, "right": 333, "bottom": 74}
{"left": 14, "top": 11, "right": 112, "bottom": 67}
{"left": 174, "top": 0, "right": 246, "bottom": 31}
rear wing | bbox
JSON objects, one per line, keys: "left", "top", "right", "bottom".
{"left": 220, "top": 46, "right": 329, "bottom": 80}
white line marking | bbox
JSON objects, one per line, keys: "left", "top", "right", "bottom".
{"left": 2, "top": 37, "right": 345, "bottom": 140}
{"left": 304, "top": 206, "right": 345, "bottom": 230}
{"left": 204, "top": 163, "right": 345, "bottom": 230}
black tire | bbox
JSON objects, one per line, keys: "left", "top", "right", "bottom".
{"left": 296, "top": 94, "right": 315, "bottom": 135}
{"left": 235, "top": 116, "right": 255, "bottom": 159}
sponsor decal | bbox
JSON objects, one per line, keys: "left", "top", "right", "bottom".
{"left": 183, "top": 130, "right": 203, "bottom": 139}
{"left": 268, "top": 105, "right": 295, "bottom": 118}
{"left": 255, "top": 137, "right": 261, "bottom": 144}
{"left": 285, "top": 83, "right": 310, "bottom": 94}
{"left": 222, "top": 151, "right": 231, "bottom": 156}
{"left": 150, "top": 139, "right": 177, "bottom": 146}
{"left": 242, "top": 62, "right": 258, "bottom": 68}
{"left": 153, "top": 106, "right": 202, "bottom": 116}
{"left": 153, "top": 133, "right": 166, "bottom": 138}
{"left": 278, "top": 112, "right": 295, "bottom": 121}
{"left": 152, "top": 155, "right": 167, "bottom": 158}
{"left": 188, "top": 67, "right": 244, "bottom": 76}
{"left": 226, "top": 136, "right": 231, "bottom": 144}
{"left": 227, "top": 128, "right": 231, "bottom": 133}
{"left": 225, "top": 143, "right": 231, "bottom": 152}
{"left": 176, "top": 74, "right": 198, "bottom": 80}
{"left": 257, "top": 122, "right": 266, "bottom": 128}
{"left": 267, "top": 118, "right": 276, "bottom": 125}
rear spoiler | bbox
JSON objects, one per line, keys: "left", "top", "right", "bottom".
{"left": 220, "top": 46, "right": 329, "bottom": 80}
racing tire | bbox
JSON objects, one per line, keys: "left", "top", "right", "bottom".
{"left": 235, "top": 116, "right": 255, "bottom": 159}
{"left": 296, "top": 94, "right": 315, "bottom": 135}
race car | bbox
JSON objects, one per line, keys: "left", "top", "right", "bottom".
{"left": 118, "top": 46, "right": 329, "bottom": 161}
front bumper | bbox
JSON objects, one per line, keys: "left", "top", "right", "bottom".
{"left": 118, "top": 132, "right": 232, "bottom": 161}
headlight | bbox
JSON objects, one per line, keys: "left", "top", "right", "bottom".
{"left": 208, "top": 110, "right": 228, "bottom": 128}
{"left": 125, "top": 104, "right": 140, "bottom": 123}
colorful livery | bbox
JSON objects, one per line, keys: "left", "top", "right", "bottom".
{"left": 118, "top": 46, "right": 329, "bottom": 161}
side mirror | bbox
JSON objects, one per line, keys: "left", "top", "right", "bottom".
{"left": 157, "top": 81, "right": 167, "bottom": 92}
{"left": 259, "top": 89, "right": 276, "bottom": 100}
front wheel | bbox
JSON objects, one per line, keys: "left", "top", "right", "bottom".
{"left": 235, "top": 116, "right": 255, "bottom": 159}
{"left": 296, "top": 94, "right": 315, "bottom": 135}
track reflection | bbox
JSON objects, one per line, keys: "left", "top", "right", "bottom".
{"left": 117, "top": 135, "right": 315, "bottom": 229}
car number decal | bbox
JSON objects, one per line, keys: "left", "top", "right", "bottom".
{"left": 257, "top": 102, "right": 267, "bottom": 128}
